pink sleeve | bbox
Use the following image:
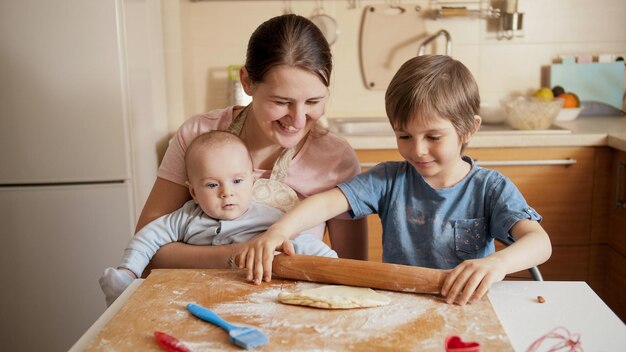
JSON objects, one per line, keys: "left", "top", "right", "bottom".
{"left": 157, "top": 108, "right": 234, "bottom": 185}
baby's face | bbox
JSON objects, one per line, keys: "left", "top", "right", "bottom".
{"left": 186, "top": 143, "right": 254, "bottom": 220}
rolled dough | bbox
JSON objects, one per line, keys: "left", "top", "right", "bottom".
{"left": 278, "top": 285, "right": 391, "bottom": 309}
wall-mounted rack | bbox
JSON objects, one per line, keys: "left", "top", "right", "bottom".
{"left": 429, "top": 0, "right": 500, "bottom": 19}
{"left": 496, "top": 0, "right": 524, "bottom": 40}
{"left": 429, "top": 0, "right": 524, "bottom": 40}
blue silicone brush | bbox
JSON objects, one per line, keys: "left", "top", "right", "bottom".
{"left": 186, "top": 303, "right": 269, "bottom": 350}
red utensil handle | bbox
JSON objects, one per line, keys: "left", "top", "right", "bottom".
{"left": 154, "top": 331, "right": 192, "bottom": 352}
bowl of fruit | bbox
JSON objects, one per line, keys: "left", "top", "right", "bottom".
{"left": 550, "top": 86, "right": 582, "bottom": 121}
{"left": 521, "top": 86, "right": 583, "bottom": 124}
{"left": 502, "top": 94, "right": 563, "bottom": 130}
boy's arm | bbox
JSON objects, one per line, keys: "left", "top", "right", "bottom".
{"left": 494, "top": 220, "right": 552, "bottom": 273}
{"left": 442, "top": 219, "right": 552, "bottom": 305}
{"left": 238, "top": 188, "right": 351, "bottom": 284}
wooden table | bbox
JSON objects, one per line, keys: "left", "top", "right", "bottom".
{"left": 71, "top": 269, "right": 626, "bottom": 351}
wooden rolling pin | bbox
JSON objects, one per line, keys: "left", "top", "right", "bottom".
{"left": 272, "top": 255, "right": 449, "bottom": 294}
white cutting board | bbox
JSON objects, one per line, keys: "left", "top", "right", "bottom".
{"left": 359, "top": 4, "right": 426, "bottom": 90}
{"left": 550, "top": 62, "right": 624, "bottom": 110}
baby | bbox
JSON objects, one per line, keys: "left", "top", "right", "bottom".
{"left": 99, "top": 130, "right": 336, "bottom": 306}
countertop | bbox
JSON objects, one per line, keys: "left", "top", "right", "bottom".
{"left": 338, "top": 115, "right": 626, "bottom": 151}
{"left": 71, "top": 272, "right": 626, "bottom": 351}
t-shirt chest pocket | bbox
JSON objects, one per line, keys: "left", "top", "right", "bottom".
{"left": 453, "top": 218, "right": 489, "bottom": 260}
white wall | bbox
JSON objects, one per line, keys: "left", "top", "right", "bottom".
{"left": 164, "top": 0, "right": 626, "bottom": 123}
{"left": 124, "top": 0, "right": 170, "bottom": 215}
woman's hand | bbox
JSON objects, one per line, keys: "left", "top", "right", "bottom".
{"left": 236, "top": 227, "right": 294, "bottom": 284}
{"left": 440, "top": 255, "right": 506, "bottom": 305}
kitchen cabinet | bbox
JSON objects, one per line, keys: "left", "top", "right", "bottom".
{"left": 355, "top": 146, "right": 598, "bottom": 282}
{"left": 605, "top": 149, "right": 626, "bottom": 320}
{"left": 588, "top": 148, "right": 613, "bottom": 296}
{"left": 609, "top": 150, "right": 626, "bottom": 255}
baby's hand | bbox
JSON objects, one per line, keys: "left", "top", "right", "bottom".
{"left": 236, "top": 228, "right": 294, "bottom": 284}
{"left": 441, "top": 256, "right": 506, "bottom": 305}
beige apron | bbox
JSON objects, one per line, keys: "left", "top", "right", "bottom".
{"left": 228, "top": 106, "right": 300, "bottom": 213}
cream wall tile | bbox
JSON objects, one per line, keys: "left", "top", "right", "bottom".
{"left": 452, "top": 44, "right": 481, "bottom": 75}
{"left": 425, "top": 16, "right": 481, "bottom": 46}
{"left": 477, "top": 43, "right": 553, "bottom": 98}
{"left": 188, "top": 46, "right": 231, "bottom": 114}
{"left": 163, "top": 51, "right": 186, "bottom": 128}
{"left": 161, "top": 1, "right": 185, "bottom": 129}
{"left": 519, "top": 0, "right": 626, "bottom": 43}
{"left": 170, "top": 0, "right": 626, "bottom": 126}
{"left": 478, "top": 40, "right": 626, "bottom": 103}
{"left": 480, "top": 0, "right": 626, "bottom": 43}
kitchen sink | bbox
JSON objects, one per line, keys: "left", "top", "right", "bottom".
{"left": 326, "top": 117, "right": 570, "bottom": 136}
{"left": 327, "top": 117, "right": 393, "bottom": 135}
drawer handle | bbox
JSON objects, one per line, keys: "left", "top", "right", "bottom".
{"left": 360, "top": 162, "right": 380, "bottom": 168}
{"left": 616, "top": 161, "right": 626, "bottom": 208}
{"left": 474, "top": 159, "right": 577, "bottom": 167}
{"left": 360, "top": 158, "right": 577, "bottom": 168}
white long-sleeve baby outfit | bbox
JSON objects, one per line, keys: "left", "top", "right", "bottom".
{"left": 99, "top": 200, "right": 336, "bottom": 306}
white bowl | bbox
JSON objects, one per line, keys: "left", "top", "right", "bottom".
{"left": 503, "top": 96, "right": 563, "bottom": 130}
{"left": 555, "top": 107, "right": 582, "bottom": 122}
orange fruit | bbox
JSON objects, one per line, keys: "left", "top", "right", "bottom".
{"left": 570, "top": 92, "right": 580, "bottom": 106}
{"left": 559, "top": 93, "right": 579, "bottom": 108}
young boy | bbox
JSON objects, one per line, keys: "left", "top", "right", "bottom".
{"left": 238, "top": 55, "right": 552, "bottom": 306}
{"left": 99, "top": 131, "right": 336, "bottom": 306}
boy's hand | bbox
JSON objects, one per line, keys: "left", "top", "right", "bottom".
{"left": 441, "top": 256, "right": 506, "bottom": 305}
{"left": 236, "top": 228, "right": 294, "bottom": 284}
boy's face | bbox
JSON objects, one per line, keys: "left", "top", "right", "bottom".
{"left": 186, "top": 142, "right": 254, "bottom": 220}
{"left": 393, "top": 114, "right": 476, "bottom": 188}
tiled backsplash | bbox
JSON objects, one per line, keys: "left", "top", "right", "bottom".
{"left": 166, "top": 0, "right": 626, "bottom": 123}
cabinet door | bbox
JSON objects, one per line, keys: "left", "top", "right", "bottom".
{"left": 605, "top": 247, "right": 626, "bottom": 322}
{"left": 607, "top": 150, "right": 626, "bottom": 321}
{"left": 609, "top": 150, "right": 626, "bottom": 256}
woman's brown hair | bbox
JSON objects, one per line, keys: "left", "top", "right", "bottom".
{"left": 245, "top": 14, "right": 332, "bottom": 87}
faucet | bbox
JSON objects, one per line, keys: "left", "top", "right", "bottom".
{"left": 417, "top": 29, "right": 452, "bottom": 56}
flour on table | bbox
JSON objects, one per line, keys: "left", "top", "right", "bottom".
{"left": 278, "top": 285, "right": 391, "bottom": 309}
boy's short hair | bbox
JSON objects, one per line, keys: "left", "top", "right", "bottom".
{"left": 385, "top": 55, "right": 480, "bottom": 141}
{"left": 185, "top": 130, "right": 252, "bottom": 175}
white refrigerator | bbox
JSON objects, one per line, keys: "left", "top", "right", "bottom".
{"left": 0, "top": 1, "right": 165, "bottom": 351}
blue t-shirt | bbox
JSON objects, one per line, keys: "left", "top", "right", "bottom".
{"left": 338, "top": 156, "right": 541, "bottom": 269}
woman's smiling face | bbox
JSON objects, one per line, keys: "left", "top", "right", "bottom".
{"left": 243, "top": 65, "right": 328, "bottom": 149}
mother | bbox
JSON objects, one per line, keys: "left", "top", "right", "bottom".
{"left": 137, "top": 14, "right": 368, "bottom": 275}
